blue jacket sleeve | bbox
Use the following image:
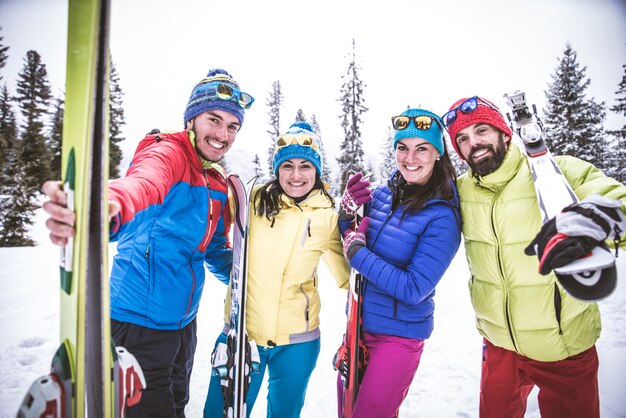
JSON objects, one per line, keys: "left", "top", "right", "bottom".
{"left": 205, "top": 240, "right": 232, "bottom": 285}
{"left": 204, "top": 202, "right": 233, "bottom": 285}
{"left": 338, "top": 218, "right": 352, "bottom": 237}
{"left": 350, "top": 206, "right": 461, "bottom": 305}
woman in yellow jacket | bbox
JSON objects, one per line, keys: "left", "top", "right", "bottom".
{"left": 204, "top": 121, "right": 350, "bottom": 418}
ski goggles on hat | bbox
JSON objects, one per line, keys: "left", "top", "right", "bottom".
{"left": 198, "top": 81, "right": 255, "bottom": 109}
{"left": 391, "top": 115, "right": 443, "bottom": 131}
{"left": 273, "top": 133, "right": 319, "bottom": 154}
{"left": 442, "top": 96, "right": 501, "bottom": 127}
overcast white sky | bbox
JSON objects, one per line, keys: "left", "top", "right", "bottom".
{"left": 1, "top": 0, "right": 625, "bottom": 174}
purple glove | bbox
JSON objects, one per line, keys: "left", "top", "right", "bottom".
{"left": 339, "top": 172, "right": 372, "bottom": 222}
{"left": 343, "top": 217, "right": 370, "bottom": 263}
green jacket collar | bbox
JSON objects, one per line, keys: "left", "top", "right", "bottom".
{"left": 470, "top": 142, "right": 525, "bottom": 190}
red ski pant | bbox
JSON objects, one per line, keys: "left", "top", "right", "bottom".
{"left": 480, "top": 339, "right": 599, "bottom": 418}
{"left": 337, "top": 331, "right": 424, "bottom": 418}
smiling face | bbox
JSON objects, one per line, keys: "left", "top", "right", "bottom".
{"left": 395, "top": 137, "right": 440, "bottom": 185}
{"left": 186, "top": 110, "right": 241, "bottom": 162}
{"left": 455, "top": 123, "right": 510, "bottom": 176}
{"left": 277, "top": 158, "right": 317, "bottom": 198}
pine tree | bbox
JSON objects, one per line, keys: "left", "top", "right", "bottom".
{"left": 0, "top": 29, "right": 10, "bottom": 172}
{"left": 447, "top": 134, "right": 468, "bottom": 176}
{"left": 220, "top": 154, "right": 231, "bottom": 175}
{"left": 295, "top": 108, "right": 306, "bottom": 122}
{"left": 252, "top": 153, "right": 265, "bottom": 182}
{"left": 0, "top": 85, "right": 12, "bottom": 171}
{"left": 379, "top": 126, "right": 396, "bottom": 182}
{"left": 543, "top": 42, "right": 606, "bottom": 167}
{"left": 109, "top": 55, "right": 125, "bottom": 178}
{"left": 336, "top": 39, "right": 368, "bottom": 192}
{"left": 0, "top": 84, "right": 17, "bottom": 203}
{"left": 266, "top": 80, "right": 283, "bottom": 175}
{"left": 309, "top": 114, "right": 332, "bottom": 188}
{"left": 0, "top": 26, "right": 8, "bottom": 81}
{"left": 0, "top": 146, "right": 36, "bottom": 247}
{"left": 48, "top": 96, "right": 63, "bottom": 179}
{"left": 366, "top": 160, "right": 378, "bottom": 185}
{"left": 606, "top": 64, "right": 626, "bottom": 184}
{"left": 15, "top": 50, "right": 52, "bottom": 195}
{"left": 0, "top": 84, "right": 36, "bottom": 246}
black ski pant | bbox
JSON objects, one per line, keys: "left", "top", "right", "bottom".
{"left": 112, "top": 318, "right": 197, "bottom": 418}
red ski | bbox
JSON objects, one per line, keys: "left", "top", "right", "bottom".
{"left": 334, "top": 216, "right": 369, "bottom": 417}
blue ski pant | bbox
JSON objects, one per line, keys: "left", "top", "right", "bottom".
{"left": 337, "top": 331, "right": 424, "bottom": 418}
{"left": 204, "top": 332, "right": 320, "bottom": 418}
{"left": 111, "top": 318, "right": 197, "bottom": 418}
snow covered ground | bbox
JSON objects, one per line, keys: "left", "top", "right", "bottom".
{"left": 1, "top": 208, "right": 625, "bottom": 417}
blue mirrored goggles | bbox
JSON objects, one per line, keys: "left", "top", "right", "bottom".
{"left": 442, "top": 96, "right": 500, "bottom": 127}
{"left": 196, "top": 81, "right": 255, "bottom": 109}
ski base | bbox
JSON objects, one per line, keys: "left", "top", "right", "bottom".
{"left": 334, "top": 266, "right": 369, "bottom": 417}
{"left": 504, "top": 90, "right": 618, "bottom": 301}
{"left": 212, "top": 174, "right": 260, "bottom": 418}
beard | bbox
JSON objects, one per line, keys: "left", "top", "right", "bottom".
{"left": 467, "top": 133, "right": 508, "bottom": 177}
{"left": 189, "top": 125, "right": 227, "bottom": 163}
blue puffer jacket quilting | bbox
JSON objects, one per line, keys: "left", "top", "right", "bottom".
{"left": 342, "top": 172, "right": 462, "bottom": 340}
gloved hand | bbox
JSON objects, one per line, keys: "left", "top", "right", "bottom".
{"left": 339, "top": 172, "right": 372, "bottom": 222}
{"left": 343, "top": 217, "right": 370, "bottom": 263}
{"left": 525, "top": 194, "right": 626, "bottom": 275}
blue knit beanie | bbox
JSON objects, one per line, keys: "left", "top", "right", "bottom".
{"left": 393, "top": 108, "right": 444, "bottom": 156}
{"left": 272, "top": 122, "right": 323, "bottom": 176}
{"left": 183, "top": 68, "right": 249, "bottom": 126}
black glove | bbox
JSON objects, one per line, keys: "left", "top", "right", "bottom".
{"left": 525, "top": 194, "right": 625, "bottom": 275}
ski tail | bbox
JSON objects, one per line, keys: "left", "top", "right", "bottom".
{"left": 334, "top": 212, "right": 369, "bottom": 418}
{"left": 503, "top": 90, "right": 617, "bottom": 301}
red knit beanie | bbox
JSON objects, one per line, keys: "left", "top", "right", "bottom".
{"left": 446, "top": 97, "right": 513, "bottom": 160}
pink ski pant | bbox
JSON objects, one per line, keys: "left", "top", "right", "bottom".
{"left": 337, "top": 331, "right": 425, "bottom": 418}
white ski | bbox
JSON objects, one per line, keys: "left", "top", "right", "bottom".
{"left": 503, "top": 90, "right": 617, "bottom": 300}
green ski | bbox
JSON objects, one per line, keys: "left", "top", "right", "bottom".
{"left": 16, "top": 0, "right": 144, "bottom": 417}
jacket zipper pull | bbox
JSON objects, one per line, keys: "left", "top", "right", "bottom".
{"left": 301, "top": 219, "right": 311, "bottom": 246}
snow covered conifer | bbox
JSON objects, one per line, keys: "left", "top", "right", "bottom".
{"left": 543, "top": 42, "right": 606, "bottom": 167}
{"left": 336, "top": 39, "right": 368, "bottom": 193}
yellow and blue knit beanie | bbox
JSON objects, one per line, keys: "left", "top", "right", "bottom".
{"left": 272, "top": 122, "right": 323, "bottom": 176}
{"left": 184, "top": 68, "right": 246, "bottom": 126}
{"left": 393, "top": 108, "right": 444, "bottom": 156}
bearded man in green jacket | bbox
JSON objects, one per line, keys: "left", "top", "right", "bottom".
{"left": 442, "top": 96, "right": 626, "bottom": 418}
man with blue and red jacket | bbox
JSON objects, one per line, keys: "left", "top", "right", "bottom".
{"left": 42, "top": 68, "right": 254, "bottom": 417}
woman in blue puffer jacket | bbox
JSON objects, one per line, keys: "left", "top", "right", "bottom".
{"left": 337, "top": 108, "right": 462, "bottom": 418}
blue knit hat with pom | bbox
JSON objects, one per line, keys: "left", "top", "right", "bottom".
{"left": 393, "top": 108, "right": 444, "bottom": 156}
{"left": 183, "top": 68, "right": 249, "bottom": 126}
{"left": 272, "top": 122, "right": 323, "bottom": 176}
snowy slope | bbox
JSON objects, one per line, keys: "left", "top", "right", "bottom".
{"left": 1, "top": 209, "right": 625, "bottom": 417}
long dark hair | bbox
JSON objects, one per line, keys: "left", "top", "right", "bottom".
{"left": 395, "top": 143, "right": 458, "bottom": 217}
{"left": 253, "top": 173, "right": 335, "bottom": 221}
